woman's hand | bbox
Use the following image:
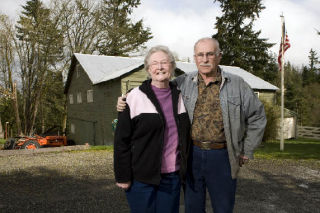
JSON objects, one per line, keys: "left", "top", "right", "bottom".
{"left": 116, "top": 95, "right": 127, "bottom": 112}
{"left": 116, "top": 181, "right": 131, "bottom": 190}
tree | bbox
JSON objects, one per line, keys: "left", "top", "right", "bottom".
{"left": 302, "top": 49, "right": 319, "bottom": 86}
{"left": 0, "top": 14, "right": 22, "bottom": 135}
{"left": 15, "top": 0, "right": 64, "bottom": 134}
{"left": 97, "top": 0, "right": 152, "bottom": 56}
{"left": 282, "top": 63, "right": 303, "bottom": 123}
{"left": 50, "top": 0, "right": 102, "bottom": 74}
{"left": 300, "top": 83, "right": 320, "bottom": 126}
{"left": 212, "top": 0, "right": 275, "bottom": 81}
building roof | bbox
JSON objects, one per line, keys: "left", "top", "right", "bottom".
{"left": 175, "top": 61, "right": 279, "bottom": 90}
{"left": 65, "top": 53, "right": 278, "bottom": 93}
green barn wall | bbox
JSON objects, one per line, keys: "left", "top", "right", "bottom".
{"left": 97, "top": 79, "right": 122, "bottom": 145}
{"left": 67, "top": 63, "right": 97, "bottom": 145}
{"left": 66, "top": 63, "right": 147, "bottom": 145}
{"left": 121, "top": 68, "right": 148, "bottom": 94}
{"left": 256, "top": 90, "right": 276, "bottom": 104}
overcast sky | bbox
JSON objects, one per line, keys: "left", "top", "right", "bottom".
{"left": 1, "top": 0, "right": 320, "bottom": 67}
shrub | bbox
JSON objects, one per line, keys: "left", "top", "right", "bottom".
{"left": 262, "top": 101, "right": 280, "bottom": 142}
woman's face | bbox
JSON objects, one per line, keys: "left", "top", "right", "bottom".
{"left": 147, "top": 51, "right": 173, "bottom": 84}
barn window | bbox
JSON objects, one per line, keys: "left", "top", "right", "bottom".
{"left": 69, "top": 94, "right": 74, "bottom": 104}
{"left": 77, "top": 92, "right": 82, "bottom": 103}
{"left": 70, "top": 123, "right": 75, "bottom": 134}
{"left": 254, "top": 92, "right": 260, "bottom": 98}
{"left": 87, "top": 90, "right": 93, "bottom": 103}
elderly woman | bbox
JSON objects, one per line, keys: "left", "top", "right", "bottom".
{"left": 114, "top": 45, "right": 191, "bottom": 213}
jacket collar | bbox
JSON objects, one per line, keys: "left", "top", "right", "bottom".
{"left": 139, "top": 79, "right": 180, "bottom": 118}
{"left": 191, "top": 66, "right": 230, "bottom": 83}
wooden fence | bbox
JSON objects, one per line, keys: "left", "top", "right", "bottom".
{"left": 297, "top": 126, "right": 320, "bottom": 139}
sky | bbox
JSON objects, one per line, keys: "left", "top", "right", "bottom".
{"left": 1, "top": 0, "right": 320, "bottom": 67}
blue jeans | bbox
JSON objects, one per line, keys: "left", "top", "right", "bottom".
{"left": 185, "top": 146, "right": 237, "bottom": 213}
{"left": 125, "top": 172, "right": 181, "bottom": 213}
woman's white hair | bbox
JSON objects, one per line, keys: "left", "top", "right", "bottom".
{"left": 144, "top": 45, "right": 176, "bottom": 71}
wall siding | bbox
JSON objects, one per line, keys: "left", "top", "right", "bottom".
{"left": 97, "top": 80, "right": 121, "bottom": 145}
{"left": 256, "top": 90, "right": 276, "bottom": 104}
{"left": 67, "top": 63, "right": 98, "bottom": 145}
{"left": 121, "top": 68, "right": 148, "bottom": 94}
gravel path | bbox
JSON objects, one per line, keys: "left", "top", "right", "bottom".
{"left": 0, "top": 149, "right": 319, "bottom": 213}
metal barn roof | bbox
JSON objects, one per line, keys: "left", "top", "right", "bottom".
{"left": 70, "top": 53, "right": 278, "bottom": 91}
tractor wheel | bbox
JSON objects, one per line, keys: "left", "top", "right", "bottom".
{"left": 21, "top": 140, "right": 40, "bottom": 150}
{"left": 67, "top": 140, "right": 75, "bottom": 146}
{"left": 4, "top": 138, "right": 16, "bottom": 150}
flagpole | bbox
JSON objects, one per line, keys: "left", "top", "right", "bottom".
{"left": 280, "top": 15, "right": 285, "bottom": 151}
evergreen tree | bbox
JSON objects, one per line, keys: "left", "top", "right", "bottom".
{"left": 212, "top": 0, "right": 275, "bottom": 80}
{"left": 301, "top": 83, "right": 320, "bottom": 126}
{"left": 308, "top": 48, "right": 319, "bottom": 70}
{"left": 97, "top": 0, "right": 152, "bottom": 56}
{"left": 302, "top": 49, "right": 319, "bottom": 86}
{"left": 15, "top": 0, "right": 64, "bottom": 134}
{"left": 283, "top": 63, "right": 303, "bottom": 120}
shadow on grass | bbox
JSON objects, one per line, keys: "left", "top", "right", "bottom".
{"left": 0, "top": 167, "right": 130, "bottom": 213}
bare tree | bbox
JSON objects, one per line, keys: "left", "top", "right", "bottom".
{"left": 0, "top": 14, "right": 22, "bottom": 135}
{"left": 50, "top": 0, "right": 102, "bottom": 74}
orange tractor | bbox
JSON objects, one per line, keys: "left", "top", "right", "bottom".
{"left": 4, "top": 126, "right": 75, "bottom": 150}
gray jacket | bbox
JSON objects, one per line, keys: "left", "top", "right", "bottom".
{"left": 174, "top": 67, "right": 266, "bottom": 179}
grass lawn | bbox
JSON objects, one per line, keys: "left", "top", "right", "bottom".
{"left": 88, "top": 145, "right": 114, "bottom": 152}
{"left": 255, "top": 138, "right": 320, "bottom": 160}
{"left": 87, "top": 138, "right": 320, "bottom": 161}
{"left": 0, "top": 139, "right": 5, "bottom": 145}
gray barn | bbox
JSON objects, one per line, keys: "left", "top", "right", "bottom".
{"left": 64, "top": 53, "right": 278, "bottom": 145}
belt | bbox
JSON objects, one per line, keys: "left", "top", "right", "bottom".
{"left": 193, "top": 141, "right": 227, "bottom": 150}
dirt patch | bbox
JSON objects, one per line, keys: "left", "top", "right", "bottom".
{"left": 0, "top": 151, "right": 319, "bottom": 213}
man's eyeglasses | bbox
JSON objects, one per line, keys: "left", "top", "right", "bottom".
{"left": 195, "top": 52, "right": 220, "bottom": 59}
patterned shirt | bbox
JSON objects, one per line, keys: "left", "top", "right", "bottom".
{"left": 191, "top": 70, "right": 226, "bottom": 142}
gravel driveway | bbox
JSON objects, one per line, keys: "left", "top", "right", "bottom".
{"left": 0, "top": 148, "right": 319, "bottom": 213}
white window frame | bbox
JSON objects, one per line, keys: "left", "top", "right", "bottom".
{"left": 70, "top": 123, "right": 75, "bottom": 134}
{"left": 69, "top": 94, "right": 74, "bottom": 104}
{"left": 87, "top": 90, "right": 93, "bottom": 103}
{"left": 254, "top": 91, "right": 260, "bottom": 98}
{"left": 77, "top": 92, "right": 82, "bottom": 103}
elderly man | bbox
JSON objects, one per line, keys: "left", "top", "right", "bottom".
{"left": 117, "top": 37, "right": 266, "bottom": 213}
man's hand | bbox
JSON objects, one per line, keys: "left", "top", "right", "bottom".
{"left": 239, "top": 155, "right": 249, "bottom": 167}
{"left": 116, "top": 94, "right": 127, "bottom": 112}
{"left": 116, "top": 181, "right": 131, "bottom": 190}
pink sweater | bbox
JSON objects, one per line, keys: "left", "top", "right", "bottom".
{"left": 152, "top": 85, "right": 180, "bottom": 173}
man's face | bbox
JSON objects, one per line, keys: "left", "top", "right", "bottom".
{"left": 194, "top": 40, "right": 222, "bottom": 76}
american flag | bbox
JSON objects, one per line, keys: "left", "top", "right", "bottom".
{"left": 278, "top": 33, "right": 291, "bottom": 71}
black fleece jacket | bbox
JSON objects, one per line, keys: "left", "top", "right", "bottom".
{"left": 114, "top": 80, "right": 191, "bottom": 185}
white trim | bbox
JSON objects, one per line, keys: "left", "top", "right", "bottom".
{"left": 70, "top": 123, "right": 75, "bottom": 134}
{"left": 69, "top": 94, "right": 74, "bottom": 104}
{"left": 87, "top": 90, "right": 93, "bottom": 103}
{"left": 77, "top": 92, "right": 82, "bottom": 103}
